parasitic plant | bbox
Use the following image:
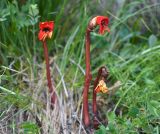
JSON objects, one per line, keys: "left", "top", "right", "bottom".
{"left": 38, "top": 21, "right": 56, "bottom": 105}
{"left": 93, "top": 66, "right": 109, "bottom": 128}
{"left": 83, "top": 16, "right": 110, "bottom": 127}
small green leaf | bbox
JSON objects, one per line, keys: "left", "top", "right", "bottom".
{"left": 29, "top": 4, "right": 39, "bottom": 17}
{"left": 20, "top": 122, "right": 39, "bottom": 134}
{"left": 128, "top": 106, "right": 139, "bottom": 118}
{"left": 148, "top": 34, "right": 157, "bottom": 47}
{"left": 147, "top": 102, "right": 160, "bottom": 117}
{"left": 95, "top": 125, "right": 107, "bottom": 134}
{"left": 107, "top": 112, "right": 116, "bottom": 123}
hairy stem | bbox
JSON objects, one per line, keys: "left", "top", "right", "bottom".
{"left": 42, "top": 41, "right": 56, "bottom": 104}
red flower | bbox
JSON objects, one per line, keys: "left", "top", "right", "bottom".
{"left": 96, "top": 16, "right": 110, "bottom": 34}
{"left": 38, "top": 21, "right": 54, "bottom": 41}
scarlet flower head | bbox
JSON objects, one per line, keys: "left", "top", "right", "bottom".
{"left": 95, "top": 80, "right": 108, "bottom": 93}
{"left": 90, "top": 16, "right": 110, "bottom": 34}
{"left": 96, "top": 16, "right": 110, "bottom": 34}
{"left": 38, "top": 21, "right": 54, "bottom": 41}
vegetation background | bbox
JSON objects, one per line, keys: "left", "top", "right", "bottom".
{"left": 0, "top": 0, "right": 160, "bottom": 133}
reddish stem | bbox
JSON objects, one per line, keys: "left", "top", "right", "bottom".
{"left": 83, "top": 16, "right": 109, "bottom": 128}
{"left": 92, "top": 67, "right": 109, "bottom": 128}
{"left": 42, "top": 41, "right": 56, "bottom": 104}
{"left": 93, "top": 73, "right": 100, "bottom": 116}
{"left": 83, "top": 28, "right": 92, "bottom": 127}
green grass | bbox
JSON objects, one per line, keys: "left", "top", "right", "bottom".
{"left": 0, "top": 0, "right": 160, "bottom": 133}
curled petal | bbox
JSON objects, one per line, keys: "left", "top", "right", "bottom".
{"left": 48, "top": 31, "right": 53, "bottom": 39}
{"left": 99, "top": 25, "right": 105, "bottom": 34}
{"left": 38, "top": 30, "right": 45, "bottom": 41}
{"left": 95, "top": 80, "right": 108, "bottom": 93}
{"left": 96, "top": 16, "right": 110, "bottom": 35}
{"left": 104, "top": 26, "right": 110, "bottom": 32}
{"left": 96, "top": 16, "right": 109, "bottom": 25}
{"left": 99, "top": 25, "right": 110, "bottom": 34}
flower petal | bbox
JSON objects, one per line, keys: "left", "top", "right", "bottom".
{"left": 96, "top": 16, "right": 109, "bottom": 26}
{"left": 39, "top": 21, "right": 54, "bottom": 31}
{"left": 99, "top": 25, "right": 105, "bottom": 34}
{"left": 104, "top": 26, "right": 110, "bottom": 32}
{"left": 38, "top": 30, "right": 45, "bottom": 41}
{"left": 38, "top": 21, "right": 54, "bottom": 41}
{"left": 48, "top": 31, "right": 53, "bottom": 39}
{"left": 96, "top": 16, "right": 110, "bottom": 35}
{"left": 95, "top": 80, "right": 108, "bottom": 93}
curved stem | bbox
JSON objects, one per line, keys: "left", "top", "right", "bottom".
{"left": 82, "top": 16, "right": 109, "bottom": 127}
{"left": 83, "top": 17, "right": 99, "bottom": 127}
{"left": 82, "top": 16, "right": 110, "bottom": 128}
{"left": 42, "top": 41, "right": 56, "bottom": 104}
